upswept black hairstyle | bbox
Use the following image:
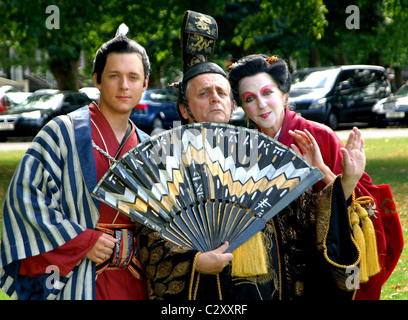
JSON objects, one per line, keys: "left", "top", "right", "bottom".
{"left": 228, "top": 54, "right": 291, "bottom": 106}
{"left": 92, "top": 35, "right": 151, "bottom": 85}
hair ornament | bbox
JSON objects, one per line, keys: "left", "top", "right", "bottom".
{"left": 228, "top": 61, "right": 238, "bottom": 72}
{"left": 167, "top": 82, "right": 180, "bottom": 89}
{"left": 266, "top": 55, "right": 279, "bottom": 64}
{"left": 115, "top": 23, "right": 129, "bottom": 37}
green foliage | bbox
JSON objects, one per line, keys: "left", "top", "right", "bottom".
{"left": 1, "top": 0, "right": 408, "bottom": 89}
{"left": 375, "top": 0, "right": 408, "bottom": 67}
{"left": 230, "top": 0, "right": 327, "bottom": 54}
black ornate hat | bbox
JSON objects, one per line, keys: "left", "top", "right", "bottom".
{"left": 180, "top": 10, "right": 227, "bottom": 84}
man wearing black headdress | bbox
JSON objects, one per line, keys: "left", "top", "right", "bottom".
{"left": 137, "top": 11, "right": 235, "bottom": 299}
{"left": 175, "top": 12, "right": 234, "bottom": 126}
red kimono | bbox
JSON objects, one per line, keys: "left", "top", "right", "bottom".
{"left": 19, "top": 103, "right": 147, "bottom": 300}
{"left": 278, "top": 107, "right": 404, "bottom": 300}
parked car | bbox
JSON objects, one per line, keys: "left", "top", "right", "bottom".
{"left": 372, "top": 83, "right": 408, "bottom": 127}
{"left": 0, "top": 91, "right": 92, "bottom": 141}
{"left": 0, "top": 85, "right": 18, "bottom": 112}
{"left": 129, "top": 88, "right": 180, "bottom": 134}
{"left": 80, "top": 87, "right": 100, "bottom": 102}
{"left": 0, "top": 91, "right": 33, "bottom": 112}
{"left": 289, "top": 65, "right": 391, "bottom": 130}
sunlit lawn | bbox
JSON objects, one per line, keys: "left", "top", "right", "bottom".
{"left": 361, "top": 137, "right": 408, "bottom": 300}
{"left": 0, "top": 137, "right": 407, "bottom": 300}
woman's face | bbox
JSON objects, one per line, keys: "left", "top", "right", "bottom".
{"left": 238, "top": 72, "right": 286, "bottom": 137}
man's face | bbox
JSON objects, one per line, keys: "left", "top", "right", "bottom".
{"left": 180, "top": 73, "right": 232, "bottom": 124}
{"left": 94, "top": 52, "right": 148, "bottom": 116}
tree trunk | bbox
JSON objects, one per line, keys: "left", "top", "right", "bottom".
{"left": 49, "top": 55, "right": 80, "bottom": 91}
{"left": 394, "top": 66, "right": 404, "bottom": 91}
{"left": 309, "top": 46, "right": 321, "bottom": 67}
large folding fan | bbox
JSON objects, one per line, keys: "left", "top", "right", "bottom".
{"left": 92, "top": 123, "right": 324, "bottom": 253}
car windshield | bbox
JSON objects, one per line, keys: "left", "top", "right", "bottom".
{"left": 148, "top": 91, "right": 168, "bottom": 101}
{"left": 292, "top": 69, "right": 339, "bottom": 89}
{"left": 15, "top": 94, "right": 64, "bottom": 110}
{"left": 142, "top": 89, "right": 177, "bottom": 102}
{"left": 395, "top": 85, "right": 408, "bottom": 97}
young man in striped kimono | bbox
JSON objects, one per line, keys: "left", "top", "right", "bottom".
{"left": 0, "top": 32, "right": 151, "bottom": 299}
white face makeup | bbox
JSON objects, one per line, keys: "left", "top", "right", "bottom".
{"left": 239, "top": 72, "right": 286, "bottom": 137}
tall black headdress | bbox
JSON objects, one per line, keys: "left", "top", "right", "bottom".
{"left": 176, "top": 11, "right": 228, "bottom": 123}
{"left": 180, "top": 10, "right": 225, "bottom": 81}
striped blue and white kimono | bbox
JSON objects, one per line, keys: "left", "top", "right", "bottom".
{"left": 0, "top": 106, "right": 149, "bottom": 300}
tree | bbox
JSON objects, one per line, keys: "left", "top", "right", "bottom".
{"left": 376, "top": 0, "right": 408, "bottom": 88}
{"left": 226, "top": 0, "right": 328, "bottom": 69}
{"left": 2, "top": 0, "right": 406, "bottom": 90}
{"left": 315, "top": 0, "right": 386, "bottom": 66}
{"left": 1, "top": 0, "right": 230, "bottom": 90}
{"left": 312, "top": 0, "right": 408, "bottom": 89}
{"left": 2, "top": 1, "right": 102, "bottom": 91}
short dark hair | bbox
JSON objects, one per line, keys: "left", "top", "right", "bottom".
{"left": 92, "top": 35, "right": 151, "bottom": 84}
{"left": 228, "top": 54, "right": 291, "bottom": 106}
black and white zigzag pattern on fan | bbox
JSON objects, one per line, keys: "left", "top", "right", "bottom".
{"left": 92, "top": 122, "right": 323, "bottom": 253}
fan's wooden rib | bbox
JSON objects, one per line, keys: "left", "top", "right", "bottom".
{"left": 225, "top": 207, "right": 256, "bottom": 245}
{"left": 217, "top": 201, "right": 232, "bottom": 248}
{"left": 161, "top": 221, "right": 195, "bottom": 249}
{"left": 164, "top": 209, "right": 203, "bottom": 250}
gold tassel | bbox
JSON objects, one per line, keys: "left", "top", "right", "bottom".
{"left": 231, "top": 231, "right": 269, "bottom": 277}
{"left": 348, "top": 194, "right": 381, "bottom": 283}
{"left": 356, "top": 200, "right": 381, "bottom": 277}
{"left": 349, "top": 209, "right": 368, "bottom": 283}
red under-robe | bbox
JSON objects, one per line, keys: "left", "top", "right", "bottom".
{"left": 19, "top": 103, "right": 147, "bottom": 300}
{"left": 278, "top": 107, "right": 404, "bottom": 300}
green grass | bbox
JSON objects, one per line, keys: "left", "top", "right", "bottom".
{"left": 362, "top": 137, "right": 408, "bottom": 300}
{"left": 0, "top": 150, "right": 26, "bottom": 237}
{"left": 0, "top": 138, "right": 407, "bottom": 300}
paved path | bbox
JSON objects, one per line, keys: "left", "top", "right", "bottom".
{"left": 0, "top": 141, "right": 32, "bottom": 151}
{"left": 0, "top": 128, "right": 407, "bottom": 151}
{"left": 335, "top": 127, "right": 408, "bottom": 140}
